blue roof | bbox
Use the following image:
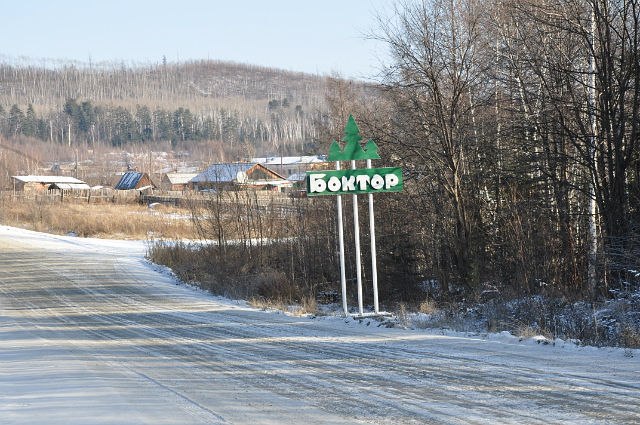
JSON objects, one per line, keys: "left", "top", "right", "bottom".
{"left": 191, "top": 163, "right": 255, "bottom": 183}
{"left": 115, "top": 171, "right": 143, "bottom": 190}
{"left": 287, "top": 172, "right": 307, "bottom": 182}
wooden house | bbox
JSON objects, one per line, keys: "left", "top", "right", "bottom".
{"left": 160, "top": 173, "right": 197, "bottom": 192}
{"left": 114, "top": 171, "right": 156, "bottom": 191}
{"left": 191, "top": 163, "right": 291, "bottom": 192}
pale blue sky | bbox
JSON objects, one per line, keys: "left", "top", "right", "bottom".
{"left": 1, "top": 0, "right": 393, "bottom": 80}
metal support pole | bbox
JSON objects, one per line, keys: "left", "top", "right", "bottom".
{"left": 336, "top": 161, "right": 349, "bottom": 316}
{"left": 352, "top": 159, "right": 364, "bottom": 315}
{"left": 366, "top": 159, "right": 379, "bottom": 313}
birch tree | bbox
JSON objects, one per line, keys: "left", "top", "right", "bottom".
{"left": 376, "top": 0, "right": 489, "bottom": 291}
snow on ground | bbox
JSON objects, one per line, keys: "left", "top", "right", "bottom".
{"left": 1, "top": 226, "right": 639, "bottom": 424}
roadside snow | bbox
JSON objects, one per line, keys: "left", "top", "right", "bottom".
{"left": 1, "top": 225, "right": 639, "bottom": 424}
{"left": 5, "top": 224, "right": 637, "bottom": 353}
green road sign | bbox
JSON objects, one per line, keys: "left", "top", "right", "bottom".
{"left": 306, "top": 167, "right": 403, "bottom": 196}
{"left": 316, "top": 115, "right": 403, "bottom": 316}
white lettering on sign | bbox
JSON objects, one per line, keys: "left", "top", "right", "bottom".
{"left": 309, "top": 173, "right": 327, "bottom": 193}
{"left": 327, "top": 176, "right": 341, "bottom": 192}
{"left": 356, "top": 175, "right": 370, "bottom": 190}
{"left": 341, "top": 175, "right": 356, "bottom": 191}
{"left": 385, "top": 173, "right": 399, "bottom": 189}
{"left": 370, "top": 174, "right": 384, "bottom": 190}
{"left": 310, "top": 170, "right": 401, "bottom": 195}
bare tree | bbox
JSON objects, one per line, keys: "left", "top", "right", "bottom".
{"left": 504, "top": 0, "right": 640, "bottom": 292}
{"left": 376, "top": 0, "right": 490, "bottom": 291}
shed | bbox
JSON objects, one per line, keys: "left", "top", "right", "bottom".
{"left": 48, "top": 182, "right": 92, "bottom": 191}
{"left": 12, "top": 175, "right": 89, "bottom": 192}
{"left": 114, "top": 172, "right": 156, "bottom": 191}
{"left": 191, "top": 162, "right": 291, "bottom": 192}
{"left": 47, "top": 182, "right": 92, "bottom": 199}
{"left": 160, "top": 173, "right": 197, "bottom": 191}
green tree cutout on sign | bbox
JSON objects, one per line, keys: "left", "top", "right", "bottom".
{"left": 328, "top": 115, "right": 380, "bottom": 161}
{"left": 308, "top": 115, "right": 403, "bottom": 196}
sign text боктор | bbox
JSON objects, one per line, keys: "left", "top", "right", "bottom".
{"left": 306, "top": 167, "right": 403, "bottom": 197}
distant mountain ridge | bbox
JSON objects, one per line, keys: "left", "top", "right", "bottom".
{"left": 0, "top": 58, "right": 368, "bottom": 153}
{"left": 0, "top": 58, "right": 330, "bottom": 113}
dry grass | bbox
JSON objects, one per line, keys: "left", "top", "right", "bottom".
{"left": 148, "top": 237, "right": 325, "bottom": 316}
{"left": 419, "top": 299, "right": 438, "bottom": 315}
{"left": 621, "top": 326, "right": 640, "bottom": 349}
{"left": 0, "top": 196, "right": 196, "bottom": 239}
{"left": 248, "top": 294, "right": 317, "bottom": 316}
{"left": 515, "top": 325, "right": 554, "bottom": 341}
{"left": 248, "top": 296, "right": 287, "bottom": 312}
{"left": 396, "top": 303, "right": 410, "bottom": 327}
{"left": 299, "top": 294, "right": 318, "bottom": 316}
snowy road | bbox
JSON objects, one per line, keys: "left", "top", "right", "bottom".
{"left": 0, "top": 226, "right": 639, "bottom": 424}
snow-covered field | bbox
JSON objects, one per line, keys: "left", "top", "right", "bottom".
{"left": 0, "top": 226, "right": 638, "bottom": 424}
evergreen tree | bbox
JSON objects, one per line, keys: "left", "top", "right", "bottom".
{"left": 0, "top": 105, "right": 6, "bottom": 136}
{"left": 78, "top": 101, "right": 96, "bottom": 134}
{"left": 63, "top": 98, "right": 79, "bottom": 119}
{"left": 173, "top": 107, "right": 194, "bottom": 142}
{"left": 135, "top": 105, "right": 153, "bottom": 141}
{"left": 8, "top": 104, "right": 24, "bottom": 137}
{"left": 22, "top": 104, "right": 37, "bottom": 137}
{"left": 110, "top": 106, "right": 136, "bottom": 146}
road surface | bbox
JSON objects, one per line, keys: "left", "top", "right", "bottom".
{"left": 0, "top": 226, "right": 638, "bottom": 424}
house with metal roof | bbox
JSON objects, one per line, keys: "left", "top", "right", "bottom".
{"left": 114, "top": 171, "right": 156, "bottom": 191}
{"left": 191, "top": 163, "right": 291, "bottom": 192}
{"left": 251, "top": 155, "right": 328, "bottom": 177}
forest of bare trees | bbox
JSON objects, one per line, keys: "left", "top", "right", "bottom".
{"left": 0, "top": 60, "right": 351, "bottom": 154}
{"left": 321, "top": 0, "right": 640, "bottom": 303}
